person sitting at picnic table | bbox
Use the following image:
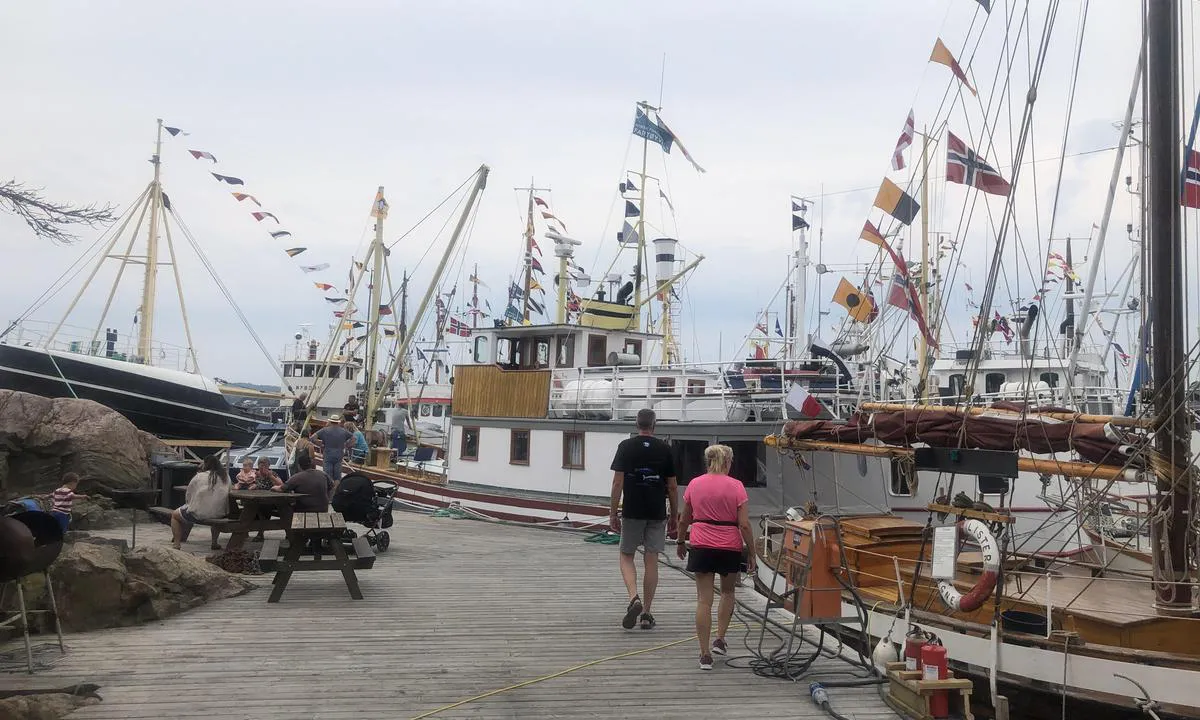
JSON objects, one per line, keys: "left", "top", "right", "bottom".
{"left": 276, "top": 451, "right": 334, "bottom": 512}
{"left": 313, "top": 418, "right": 356, "bottom": 481}
{"left": 171, "top": 455, "right": 230, "bottom": 550}
{"left": 234, "top": 458, "right": 256, "bottom": 489}
{"left": 252, "top": 457, "right": 285, "bottom": 490}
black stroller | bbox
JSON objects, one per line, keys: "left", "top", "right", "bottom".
{"left": 332, "top": 472, "right": 396, "bottom": 551}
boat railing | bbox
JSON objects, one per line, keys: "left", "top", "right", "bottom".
{"left": 1, "top": 319, "right": 195, "bottom": 372}
{"left": 927, "top": 385, "right": 1126, "bottom": 416}
{"left": 547, "top": 357, "right": 869, "bottom": 422}
{"left": 935, "top": 340, "right": 1112, "bottom": 365}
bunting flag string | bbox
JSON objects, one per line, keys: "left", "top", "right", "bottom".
{"left": 891, "top": 111, "right": 915, "bottom": 171}
{"left": 232, "top": 192, "right": 262, "bottom": 206}
{"left": 859, "top": 220, "right": 937, "bottom": 348}
{"left": 165, "top": 121, "right": 345, "bottom": 305}
{"left": 533, "top": 196, "right": 548, "bottom": 208}
{"left": 541, "top": 211, "right": 566, "bottom": 230}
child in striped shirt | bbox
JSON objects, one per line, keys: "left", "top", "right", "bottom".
{"left": 51, "top": 472, "right": 87, "bottom": 533}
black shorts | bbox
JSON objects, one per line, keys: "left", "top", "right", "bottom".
{"left": 686, "top": 547, "right": 744, "bottom": 576}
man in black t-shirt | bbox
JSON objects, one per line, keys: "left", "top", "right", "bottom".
{"left": 609, "top": 408, "right": 678, "bottom": 630}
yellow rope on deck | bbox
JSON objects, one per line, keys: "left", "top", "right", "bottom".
{"left": 406, "top": 634, "right": 698, "bottom": 719}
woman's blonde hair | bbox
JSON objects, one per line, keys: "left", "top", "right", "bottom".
{"left": 704, "top": 444, "right": 733, "bottom": 474}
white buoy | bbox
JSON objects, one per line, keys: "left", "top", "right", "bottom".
{"left": 872, "top": 636, "right": 899, "bottom": 671}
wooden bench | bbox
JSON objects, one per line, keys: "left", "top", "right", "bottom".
{"left": 268, "top": 512, "right": 372, "bottom": 603}
{"left": 147, "top": 498, "right": 244, "bottom": 548}
{"left": 258, "top": 536, "right": 373, "bottom": 572}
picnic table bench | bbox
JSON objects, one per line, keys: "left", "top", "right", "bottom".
{"left": 147, "top": 489, "right": 300, "bottom": 550}
{"left": 263, "top": 512, "right": 373, "bottom": 603}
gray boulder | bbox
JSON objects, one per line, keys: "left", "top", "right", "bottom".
{"left": 0, "top": 692, "right": 97, "bottom": 720}
{"left": 12, "top": 541, "right": 253, "bottom": 633}
{"left": 0, "top": 390, "right": 165, "bottom": 496}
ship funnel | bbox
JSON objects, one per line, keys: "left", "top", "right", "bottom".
{"left": 652, "top": 238, "right": 677, "bottom": 285}
{"left": 1018, "top": 304, "right": 1039, "bottom": 359}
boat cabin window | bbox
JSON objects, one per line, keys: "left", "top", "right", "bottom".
{"left": 562, "top": 431, "right": 584, "bottom": 469}
{"left": 587, "top": 335, "right": 607, "bottom": 367}
{"left": 432, "top": 404, "right": 443, "bottom": 417}
{"left": 290, "top": 364, "right": 303, "bottom": 378}
{"left": 304, "top": 364, "right": 316, "bottom": 378}
{"left": 556, "top": 335, "right": 575, "bottom": 368}
{"left": 329, "top": 365, "right": 341, "bottom": 379}
{"left": 473, "top": 336, "right": 489, "bottom": 363}
{"left": 985, "top": 372, "right": 1005, "bottom": 394}
{"left": 656, "top": 377, "right": 676, "bottom": 394}
{"left": 497, "top": 337, "right": 514, "bottom": 366}
{"left": 687, "top": 378, "right": 705, "bottom": 395}
{"left": 460, "top": 427, "right": 479, "bottom": 461}
{"left": 623, "top": 339, "right": 642, "bottom": 360}
{"left": 1040, "top": 372, "right": 1059, "bottom": 387}
{"left": 948, "top": 373, "right": 966, "bottom": 398}
{"left": 510, "top": 429, "right": 530, "bottom": 465}
{"left": 535, "top": 337, "right": 551, "bottom": 369}
{"left": 889, "top": 458, "right": 914, "bottom": 496}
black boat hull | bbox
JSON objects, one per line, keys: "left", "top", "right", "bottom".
{"left": 0, "top": 344, "right": 257, "bottom": 446}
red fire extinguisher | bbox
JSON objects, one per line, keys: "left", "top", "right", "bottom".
{"left": 921, "top": 640, "right": 950, "bottom": 719}
{"left": 903, "top": 625, "right": 927, "bottom": 671}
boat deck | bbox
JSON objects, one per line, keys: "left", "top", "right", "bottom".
{"left": 3, "top": 514, "right": 896, "bottom": 719}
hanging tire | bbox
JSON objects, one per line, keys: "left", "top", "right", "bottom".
{"left": 937, "top": 519, "right": 1000, "bottom": 613}
{"left": 376, "top": 531, "right": 390, "bottom": 552}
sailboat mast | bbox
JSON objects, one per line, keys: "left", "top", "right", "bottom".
{"left": 1145, "top": 0, "right": 1192, "bottom": 610}
{"left": 400, "top": 271, "right": 409, "bottom": 344}
{"left": 916, "top": 129, "right": 931, "bottom": 401}
{"left": 523, "top": 183, "right": 535, "bottom": 323}
{"left": 472, "top": 263, "right": 481, "bottom": 329}
{"left": 634, "top": 101, "right": 654, "bottom": 332}
{"left": 137, "top": 119, "right": 166, "bottom": 364}
{"left": 364, "top": 187, "right": 387, "bottom": 425}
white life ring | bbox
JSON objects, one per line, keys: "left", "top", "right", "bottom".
{"left": 937, "top": 519, "right": 1000, "bottom": 613}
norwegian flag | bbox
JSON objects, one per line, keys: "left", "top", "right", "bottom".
{"left": 946, "top": 132, "right": 1011, "bottom": 196}
{"left": 447, "top": 317, "right": 472, "bottom": 337}
{"left": 892, "top": 111, "right": 915, "bottom": 171}
{"left": 1183, "top": 149, "right": 1200, "bottom": 208}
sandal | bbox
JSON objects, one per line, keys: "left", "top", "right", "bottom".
{"left": 621, "top": 595, "right": 643, "bottom": 629}
{"left": 639, "top": 612, "right": 656, "bottom": 630}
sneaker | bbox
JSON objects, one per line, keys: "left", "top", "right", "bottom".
{"left": 699, "top": 654, "right": 713, "bottom": 670}
{"left": 712, "top": 638, "right": 728, "bottom": 656}
{"left": 621, "top": 596, "right": 643, "bottom": 629}
{"left": 639, "top": 612, "right": 656, "bottom": 630}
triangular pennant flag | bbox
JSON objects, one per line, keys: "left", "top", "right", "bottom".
{"left": 160, "top": 192, "right": 171, "bottom": 211}
{"left": 541, "top": 211, "right": 567, "bottom": 230}
{"left": 302, "top": 263, "right": 331, "bottom": 273}
{"left": 930, "top": 38, "right": 977, "bottom": 96}
{"left": 383, "top": 328, "right": 397, "bottom": 337}
{"left": 873, "top": 178, "right": 920, "bottom": 225}
{"left": 252, "top": 211, "right": 279, "bottom": 223}
{"left": 269, "top": 230, "right": 292, "bottom": 238}
{"left": 314, "top": 282, "right": 334, "bottom": 291}
{"left": 775, "top": 319, "right": 784, "bottom": 337}
{"left": 791, "top": 200, "right": 803, "bottom": 212}
{"left": 232, "top": 192, "right": 261, "bottom": 206}
{"left": 792, "top": 214, "right": 810, "bottom": 231}
{"left": 326, "top": 297, "right": 347, "bottom": 304}
{"left": 659, "top": 189, "right": 674, "bottom": 212}
{"left": 534, "top": 196, "right": 548, "bottom": 208}
{"left": 469, "top": 273, "right": 489, "bottom": 289}
{"left": 379, "top": 304, "right": 393, "bottom": 316}
{"left": 370, "top": 189, "right": 389, "bottom": 219}
{"left": 626, "top": 177, "right": 639, "bottom": 192}
{"left": 530, "top": 238, "right": 542, "bottom": 256}
{"left": 531, "top": 257, "right": 544, "bottom": 274}
{"left": 285, "top": 247, "right": 306, "bottom": 257}
{"left": 188, "top": 150, "right": 217, "bottom": 163}
{"left": 625, "top": 200, "right": 640, "bottom": 217}
{"left": 164, "top": 126, "right": 188, "bottom": 136}
{"left": 211, "top": 173, "right": 244, "bottom": 186}
{"left": 529, "top": 279, "right": 543, "bottom": 292}
{"left": 618, "top": 220, "right": 639, "bottom": 246}
{"left": 975, "top": 0, "right": 991, "bottom": 13}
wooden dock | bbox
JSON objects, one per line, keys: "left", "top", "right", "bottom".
{"left": 7, "top": 514, "right": 896, "bottom": 719}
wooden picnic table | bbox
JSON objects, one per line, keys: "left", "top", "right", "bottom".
{"left": 224, "top": 489, "right": 300, "bottom": 551}
{"left": 267, "top": 512, "right": 370, "bottom": 603}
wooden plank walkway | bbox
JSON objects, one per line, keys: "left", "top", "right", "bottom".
{"left": 5, "top": 514, "right": 896, "bottom": 719}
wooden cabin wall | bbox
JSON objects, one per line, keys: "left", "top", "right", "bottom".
{"left": 452, "top": 365, "right": 551, "bottom": 418}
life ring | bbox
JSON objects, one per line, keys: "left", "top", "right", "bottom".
{"left": 937, "top": 519, "right": 1000, "bottom": 613}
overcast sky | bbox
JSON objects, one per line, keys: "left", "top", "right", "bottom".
{"left": 0, "top": 1, "right": 1177, "bottom": 386}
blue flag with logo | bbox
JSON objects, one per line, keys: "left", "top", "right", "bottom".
{"left": 632, "top": 109, "right": 675, "bottom": 152}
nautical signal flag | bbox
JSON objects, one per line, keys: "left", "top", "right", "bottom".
{"left": 188, "top": 150, "right": 217, "bottom": 163}
{"left": 892, "top": 111, "right": 915, "bottom": 171}
{"left": 833, "top": 278, "right": 877, "bottom": 324}
{"left": 469, "top": 273, "right": 489, "bottom": 289}
{"left": 370, "top": 190, "right": 389, "bottom": 219}
{"left": 860, "top": 220, "right": 906, "bottom": 272}
{"left": 252, "top": 211, "right": 280, "bottom": 223}
{"left": 211, "top": 173, "right": 244, "bottom": 186}
{"left": 792, "top": 214, "right": 810, "bottom": 231}
{"left": 873, "top": 178, "right": 920, "bottom": 225}
{"left": 314, "top": 282, "right": 334, "bottom": 291}
{"left": 625, "top": 201, "right": 640, "bottom": 217}
{"left": 775, "top": 318, "right": 784, "bottom": 337}
{"left": 270, "top": 230, "right": 292, "bottom": 238}
{"left": 232, "top": 192, "right": 261, "bottom": 206}
{"left": 1182, "top": 149, "right": 1200, "bottom": 208}
{"left": 534, "top": 196, "right": 548, "bottom": 208}
{"left": 302, "top": 263, "right": 330, "bottom": 273}
{"left": 447, "top": 317, "right": 472, "bottom": 337}
{"left": 946, "top": 132, "right": 1011, "bottom": 195}
{"left": 531, "top": 257, "right": 544, "bottom": 274}
{"left": 784, "top": 383, "right": 822, "bottom": 418}
{"left": 378, "top": 304, "right": 393, "bottom": 316}
{"left": 164, "top": 126, "right": 188, "bottom": 137}
{"left": 541, "top": 211, "right": 567, "bottom": 230}
{"left": 285, "top": 247, "right": 307, "bottom": 257}
{"left": 975, "top": 0, "right": 991, "bottom": 12}
{"left": 930, "top": 38, "right": 976, "bottom": 96}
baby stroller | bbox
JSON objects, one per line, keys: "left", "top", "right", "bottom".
{"left": 332, "top": 472, "right": 396, "bottom": 551}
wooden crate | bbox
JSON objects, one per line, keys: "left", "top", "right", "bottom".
{"left": 885, "top": 662, "right": 974, "bottom": 720}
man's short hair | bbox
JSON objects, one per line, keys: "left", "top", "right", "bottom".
{"left": 297, "top": 451, "right": 314, "bottom": 470}
{"left": 636, "top": 408, "right": 656, "bottom": 430}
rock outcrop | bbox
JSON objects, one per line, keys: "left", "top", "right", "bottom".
{"left": 13, "top": 539, "right": 254, "bottom": 633}
{"left": 0, "top": 390, "right": 164, "bottom": 496}
{"left": 0, "top": 692, "right": 98, "bottom": 720}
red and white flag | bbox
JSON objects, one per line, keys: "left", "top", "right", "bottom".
{"left": 1183, "top": 149, "right": 1200, "bottom": 208}
{"left": 785, "top": 383, "right": 822, "bottom": 418}
{"left": 946, "top": 132, "right": 1011, "bottom": 195}
{"left": 892, "top": 111, "right": 915, "bottom": 171}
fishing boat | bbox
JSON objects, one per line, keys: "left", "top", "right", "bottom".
{"left": 0, "top": 120, "right": 259, "bottom": 445}
{"left": 752, "top": 4, "right": 1200, "bottom": 717}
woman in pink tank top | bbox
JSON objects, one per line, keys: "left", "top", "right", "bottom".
{"left": 676, "top": 444, "right": 756, "bottom": 671}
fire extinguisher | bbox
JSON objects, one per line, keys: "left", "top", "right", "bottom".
{"left": 903, "top": 625, "right": 928, "bottom": 671}
{"left": 921, "top": 639, "right": 950, "bottom": 719}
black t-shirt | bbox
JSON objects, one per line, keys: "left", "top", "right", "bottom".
{"left": 283, "top": 469, "right": 334, "bottom": 512}
{"left": 610, "top": 435, "right": 675, "bottom": 520}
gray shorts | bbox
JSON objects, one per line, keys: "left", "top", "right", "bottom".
{"left": 620, "top": 517, "right": 666, "bottom": 554}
